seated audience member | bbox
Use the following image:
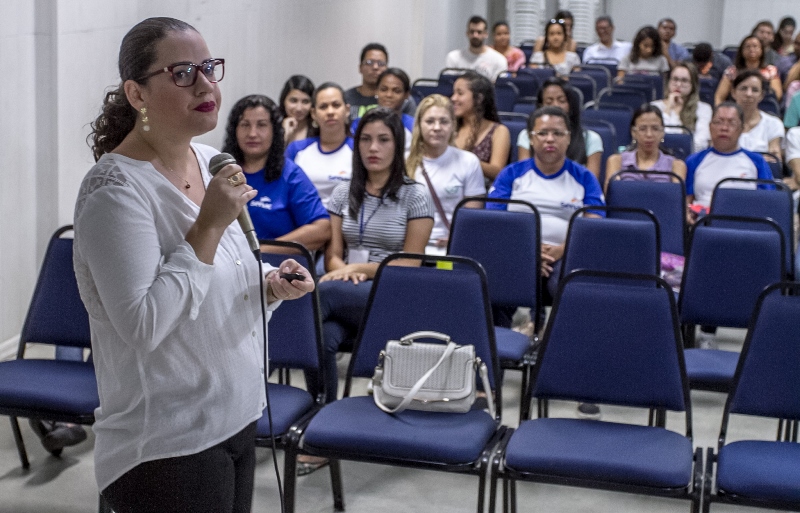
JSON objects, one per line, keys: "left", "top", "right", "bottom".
{"left": 344, "top": 43, "right": 416, "bottom": 121}
{"left": 223, "top": 95, "right": 330, "bottom": 251}
{"left": 714, "top": 35, "right": 782, "bottom": 105}
{"left": 406, "top": 94, "right": 486, "bottom": 254}
{"left": 786, "top": 126, "right": 800, "bottom": 187}
{"left": 529, "top": 18, "right": 581, "bottom": 77}
{"left": 730, "top": 70, "right": 784, "bottom": 159}
{"left": 517, "top": 77, "right": 604, "bottom": 180}
{"left": 617, "top": 26, "right": 670, "bottom": 79}
{"left": 280, "top": 75, "right": 315, "bottom": 145}
{"left": 445, "top": 15, "right": 508, "bottom": 81}
{"left": 773, "top": 16, "right": 796, "bottom": 56}
{"left": 452, "top": 70, "right": 511, "bottom": 182}
{"left": 692, "top": 42, "right": 733, "bottom": 82}
{"left": 319, "top": 108, "right": 433, "bottom": 405}
{"left": 352, "top": 68, "right": 414, "bottom": 151}
{"left": 286, "top": 83, "right": 354, "bottom": 209}
{"left": 581, "top": 15, "right": 632, "bottom": 65}
{"left": 533, "top": 10, "right": 578, "bottom": 53}
{"left": 488, "top": 106, "right": 604, "bottom": 297}
{"left": 685, "top": 102, "right": 773, "bottom": 219}
{"left": 652, "top": 62, "right": 713, "bottom": 151}
{"left": 785, "top": 90, "right": 800, "bottom": 128}
{"left": 658, "top": 18, "right": 690, "bottom": 69}
{"left": 492, "top": 21, "right": 526, "bottom": 72}
{"left": 752, "top": 20, "right": 779, "bottom": 66}
{"left": 778, "top": 32, "right": 800, "bottom": 108}
{"left": 605, "top": 104, "right": 687, "bottom": 189}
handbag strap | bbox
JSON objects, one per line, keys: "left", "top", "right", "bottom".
{"left": 375, "top": 341, "right": 458, "bottom": 414}
{"left": 420, "top": 164, "right": 451, "bottom": 231}
{"left": 400, "top": 331, "right": 451, "bottom": 344}
{"left": 478, "top": 361, "right": 496, "bottom": 419}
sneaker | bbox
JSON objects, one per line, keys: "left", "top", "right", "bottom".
{"left": 697, "top": 332, "right": 718, "bottom": 350}
{"left": 28, "top": 419, "right": 87, "bottom": 456}
{"left": 576, "top": 403, "right": 601, "bottom": 420}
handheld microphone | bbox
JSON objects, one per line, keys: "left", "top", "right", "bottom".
{"left": 208, "top": 153, "right": 260, "bottom": 257}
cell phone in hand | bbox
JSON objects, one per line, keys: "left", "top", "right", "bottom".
{"left": 280, "top": 272, "right": 306, "bottom": 282}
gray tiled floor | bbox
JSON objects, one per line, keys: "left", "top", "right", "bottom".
{"left": 0, "top": 330, "right": 786, "bottom": 512}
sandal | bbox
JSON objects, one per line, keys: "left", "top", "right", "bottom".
{"left": 296, "top": 457, "right": 329, "bottom": 476}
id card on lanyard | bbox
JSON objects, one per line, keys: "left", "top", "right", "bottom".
{"left": 347, "top": 197, "right": 383, "bottom": 264}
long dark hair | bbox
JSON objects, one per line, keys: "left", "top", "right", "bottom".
{"left": 88, "top": 17, "right": 196, "bottom": 162}
{"left": 279, "top": 75, "right": 315, "bottom": 120}
{"left": 734, "top": 36, "right": 766, "bottom": 69}
{"left": 630, "top": 25, "right": 662, "bottom": 63}
{"left": 543, "top": 19, "right": 567, "bottom": 52}
{"left": 536, "top": 77, "right": 587, "bottom": 164}
{"left": 454, "top": 71, "right": 500, "bottom": 151}
{"left": 627, "top": 103, "right": 669, "bottom": 153}
{"left": 773, "top": 17, "right": 796, "bottom": 52}
{"left": 348, "top": 108, "right": 408, "bottom": 218}
{"left": 308, "top": 82, "right": 350, "bottom": 138}
{"left": 222, "top": 95, "right": 284, "bottom": 182}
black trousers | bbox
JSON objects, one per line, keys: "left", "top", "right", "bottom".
{"left": 102, "top": 422, "right": 257, "bottom": 513}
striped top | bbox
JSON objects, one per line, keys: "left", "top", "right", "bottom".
{"left": 327, "top": 179, "right": 433, "bottom": 263}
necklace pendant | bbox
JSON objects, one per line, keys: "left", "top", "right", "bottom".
{"left": 184, "top": 183, "right": 191, "bottom": 189}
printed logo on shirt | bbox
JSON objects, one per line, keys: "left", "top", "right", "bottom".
{"left": 329, "top": 170, "right": 351, "bottom": 182}
{"left": 250, "top": 195, "right": 272, "bottom": 210}
{"left": 444, "top": 185, "right": 462, "bottom": 196}
{"left": 560, "top": 197, "right": 582, "bottom": 210}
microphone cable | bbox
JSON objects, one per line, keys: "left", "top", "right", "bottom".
{"left": 256, "top": 250, "right": 286, "bottom": 513}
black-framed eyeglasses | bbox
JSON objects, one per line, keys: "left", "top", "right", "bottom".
{"left": 137, "top": 58, "right": 225, "bottom": 87}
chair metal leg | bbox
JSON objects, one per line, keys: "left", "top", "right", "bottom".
{"left": 10, "top": 417, "right": 30, "bottom": 469}
{"left": 329, "top": 459, "right": 345, "bottom": 511}
{"left": 476, "top": 466, "right": 486, "bottom": 513}
{"left": 98, "top": 494, "right": 113, "bottom": 513}
{"left": 282, "top": 447, "right": 298, "bottom": 513}
{"left": 509, "top": 478, "right": 517, "bottom": 513}
{"left": 518, "top": 367, "right": 530, "bottom": 421}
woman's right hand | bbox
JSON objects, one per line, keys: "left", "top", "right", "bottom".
{"left": 319, "top": 265, "right": 368, "bottom": 284}
{"left": 196, "top": 163, "right": 256, "bottom": 232}
{"left": 283, "top": 117, "right": 298, "bottom": 138}
{"left": 666, "top": 91, "right": 683, "bottom": 112}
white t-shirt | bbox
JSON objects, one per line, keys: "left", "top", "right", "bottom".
{"left": 738, "top": 111, "right": 785, "bottom": 154}
{"left": 651, "top": 99, "right": 713, "bottom": 152}
{"left": 445, "top": 47, "right": 508, "bottom": 81}
{"left": 413, "top": 146, "right": 487, "bottom": 246}
{"left": 685, "top": 148, "right": 772, "bottom": 207}
{"left": 285, "top": 137, "right": 354, "bottom": 208}
{"left": 618, "top": 54, "right": 669, "bottom": 75}
{"left": 786, "top": 126, "right": 800, "bottom": 162}
{"left": 581, "top": 40, "right": 632, "bottom": 65}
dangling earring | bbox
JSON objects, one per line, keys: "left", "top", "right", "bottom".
{"left": 140, "top": 107, "right": 150, "bottom": 132}
{"left": 311, "top": 119, "right": 319, "bottom": 128}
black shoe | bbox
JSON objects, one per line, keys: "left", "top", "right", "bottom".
{"left": 576, "top": 403, "right": 601, "bottom": 420}
{"left": 29, "top": 419, "right": 87, "bottom": 456}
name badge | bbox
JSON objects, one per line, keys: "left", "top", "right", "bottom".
{"left": 347, "top": 247, "right": 370, "bottom": 264}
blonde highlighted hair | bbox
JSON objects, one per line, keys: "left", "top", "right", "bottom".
{"left": 405, "top": 94, "right": 456, "bottom": 179}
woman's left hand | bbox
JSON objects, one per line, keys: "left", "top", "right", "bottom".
{"left": 267, "top": 259, "right": 315, "bottom": 303}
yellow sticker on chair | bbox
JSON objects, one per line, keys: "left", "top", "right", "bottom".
{"left": 435, "top": 261, "right": 454, "bottom": 271}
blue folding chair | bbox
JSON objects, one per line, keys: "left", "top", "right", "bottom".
{"left": 0, "top": 226, "right": 97, "bottom": 469}
{"left": 698, "top": 77, "right": 717, "bottom": 106}
{"left": 579, "top": 64, "right": 613, "bottom": 90}
{"left": 710, "top": 178, "right": 794, "bottom": 278}
{"left": 758, "top": 97, "right": 781, "bottom": 117}
{"left": 662, "top": 126, "right": 694, "bottom": 159}
{"left": 621, "top": 74, "right": 663, "bottom": 101}
{"left": 518, "top": 66, "right": 555, "bottom": 86}
{"left": 597, "top": 86, "right": 649, "bottom": 113}
{"left": 499, "top": 112, "right": 529, "bottom": 163}
{"left": 411, "top": 78, "right": 450, "bottom": 104}
{"left": 498, "top": 72, "right": 539, "bottom": 100}
{"left": 489, "top": 271, "right": 702, "bottom": 513}
{"left": 495, "top": 81, "right": 520, "bottom": 113}
{"left": 283, "top": 253, "right": 504, "bottom": 513}
{"left": 583, "top": 105, "right": 633, "bottom": 148}
{"left": 703, "top": 282, "right": 800, "bottom": 512}
{"left": 606, "top": 171, "right": 687, "bottom": 256}
{"left": 679, "top": 215, "right": 786, "bottom": 392}
{"left": 580, "top": 118, "right": 617, "bottom": 184}
{"left": 519, "top": 41, "right": 535, "bottom": 63}
{"left": 568, "top": 72, "right": 597, "bottom": 105}
{"left": 760, "top": 151, "right": 786, "bottom": 179}
{"left": 448, "top": 198, "right": 541, "bottom": 419}
{"left": 722, "top": 46, "right": 738, "bottom": 62}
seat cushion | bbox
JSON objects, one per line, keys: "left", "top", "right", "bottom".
{"left": 495, "top": 327, "right": 531, "bottom": 362}
{"left": 302, "top": 396, "right": 497, "bottom": 464}
{"left": 0, "top": 359, "right": 98, "bottom": 414}
{"left": 717, "top": 441, "right": 800, "bottom": 503}
{"left": 684, "top": 349, "right": 739, "bottom": 388}
{"left": 504, "top": 418, "right": 693, "bottom": 488}
{"left": 255, "top": 384, "right": 314, "bottom": 437}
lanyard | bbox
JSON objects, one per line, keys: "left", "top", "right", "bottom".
{"left": 359, "top": 196, "right": 383, "bottom": 246}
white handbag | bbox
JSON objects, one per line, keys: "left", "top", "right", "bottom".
{"left": 371, "top": 331, "right": 495, "bottom": 417}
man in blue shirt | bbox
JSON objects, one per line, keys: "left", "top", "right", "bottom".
{"left": 658, "top": 18, "right": 690, "bottom": 69}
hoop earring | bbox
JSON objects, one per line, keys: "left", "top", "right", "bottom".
{"left": 140, "top": 107, "right": 150, "bottom": 132}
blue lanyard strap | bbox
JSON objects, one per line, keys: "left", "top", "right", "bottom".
{"left": 359, "top": 196, "right": 383, "bottom": 246}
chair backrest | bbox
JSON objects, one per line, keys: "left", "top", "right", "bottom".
{"left": 517, "top": 66, "right": 556, "bottom": 85}
{"left": 662, "top": 131, "right": 694, "bottom": 160}
{"left": 411, "top": 79, "right": 450, "bottom": 104}
{"left": 511, "top": 102, "right": 535, "bottom": 116}
{"left": 532, "top": 271, "right": 689, "bottom": 414}
{"left": 347, "top": 254, "right": 499, "bottom": 401}
{"left": 606, "top": 172, "right": 687, "bottom": 255}
{"left": 583, "top": 105, "right": 633, "bottom": 147}
{"left": 620, "top": 74, "right": 663, "bottom": 101}
{"left": 20, "top": 226, "right": 91, "bottom": 353}
{"left": 586, "top": 61, "right": 618, "bottom": 79}
{"left": 579, "top": 118, "right": 617, "bottom": 184}
{"left": 519, "top": 40, "right": 535, "bottom": 63}
{"left": 560, "top": 206, "right": 660, "bottom": 279}
{"left": 494, "top": 81, "right": 520, "bottom": 112}
{"left": 448, "top": 198, "right": 541, "bottom": 311}
{"left": 578, "top": 64, "right": 613, "bottom": 90}
{"left": 760, "top": 152, "right": 786, "bottom": 179}
{"left": 725, "top": 282, "right": 800, "bottom": 421}
{"left": 568, "top": 72, "right": 597, "bottom": 105}
{"left": 710, "top": 178, "right": 793, "bottom": 275}
{"left": 722, "top": 46, "right": 738, "bottom": 61}
{"left": 597, "top": 87, "right": 649, "bottom": 113}
{"left": 497, "top": 73, "right": 539, "bottom": 99}
{"left": 698, "top": 77, "right": 717, "bottom": 105}
{"left": 758, "top": 96, "right": 781, "bottom": 117}
{"left": 260, "top": 241, "right": 324, "bottom": 379}
{"left": 499, "top": 113, "right": 529, "bottom": 163}
{"left": 679, "top": 215, "right": 785, "bottom": 328}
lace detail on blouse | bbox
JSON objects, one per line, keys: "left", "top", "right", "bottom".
{"left": 75, "top": 160, "right": 129, "bottom": 218}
